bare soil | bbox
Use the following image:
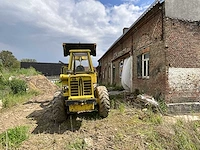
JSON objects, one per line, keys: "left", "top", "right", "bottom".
{"left": 0, "top": 75, "right": 200, "bottom": 150}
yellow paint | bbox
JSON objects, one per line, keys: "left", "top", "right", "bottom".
{"left": 69, "top": 103, "right": 94, "bottom": 112}
{"left": 59, "top": 44, "right": 98, "bottom": 113}
{"left": 68, "top": 95, "right": 95, "bottom": 100}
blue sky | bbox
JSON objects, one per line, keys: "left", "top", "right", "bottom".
{"left": 0, "top": 0, "right": 154, "bottom": 66}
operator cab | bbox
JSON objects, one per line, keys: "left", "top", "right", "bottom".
{"left": 62, "top": 43, "right": 96, "bottom": 74}
{"left": 68, "top": 50, "right": 94, "bottom": 74}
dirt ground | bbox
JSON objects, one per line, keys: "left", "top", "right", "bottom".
{"left": 0, "top": 75, "right": 199, "bottom": 150}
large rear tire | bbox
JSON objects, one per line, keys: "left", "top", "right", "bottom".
{"left": 96, "top": 86, "right": 110, "bottom": 118}
{"left": 52, "top": 91, "right": 66, "bottom": 123}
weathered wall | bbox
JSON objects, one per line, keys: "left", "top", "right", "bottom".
{"left": 98, "top": 51, "right": 113, "bottom": 85}
{"left": 99, "top": 0, "right": 200, "bottom": 105}
{"left": 99, "top": 36, "right": 132, "bottom": 86}
{"left": 167, "top": 68, "right": 200, "bottom": 103}
{"left": 165, "top": 18, "right": 200, "bottom": 103}
{"left": 165, "top": 0, "right": 200, "bottom": 21}
{"left": 99, "top": 3, "right": 166, "bottom": 97}
{"left": 165, "top": 18, "right": 200, "bottom": 68}
{"left": 132, "top": 4, "right": 166, "bottom": 99}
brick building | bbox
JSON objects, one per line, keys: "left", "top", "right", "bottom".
{"left": 98, "top": 0, "right": 200, "bottom": 106}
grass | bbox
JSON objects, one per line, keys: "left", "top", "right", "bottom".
{"left": 109, "top": 94, "right": 126, "bottom": 109}
{"left": 119, "top": 103, "right": 125, "bottom": 113}
{"left": 0, "top": 67, "right": 40, "bottom": 84}
{"left": 143, "top": 110, "right": 163, "bottom": 125}
{"left": 108, "top": 93, "right": 200, "bottom": 150}
{"left": 173, "top": 120, "right": 200, "bottom": 150}
{"left": 66, "top": 138, "right": 87, "bottom": 150}
{"left": 0, "top": 126, "right": 29, "bottom": 149}
{"left": 55, "top": 80, "right": 62, "bottom": 88}
{"left": 2, "top": 90, "right": 40, "bottom": 108}
{"left": 140, "top": 118, "right": 200, "bottom": 150}
{"left": 0, "top": 67, "right": 40, "bottom": 109}
{"left": 9, "top": 67, "right": 40, "bottom": 77}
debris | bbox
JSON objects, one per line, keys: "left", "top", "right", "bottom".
{"left": 142, "top": 108, "right": 148, "bottom": 112}
{"left": 137, "top": 94, "right": 159, "bottom": 107}
{"left": 125, "top": 94, "right": 162, "bottom": 113}
{"left": 8, "top": 76, "right": 15, "bottom": 81}
{"left": 84, "top": 137, "right": 93, "bottom": 148}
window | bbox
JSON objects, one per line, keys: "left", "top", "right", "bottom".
{"left": 112, "top": 64, "right": 115, "bottom": 84}
{"left": 108, "top": 66, "right": 111, "bottom": 78}
{"left": 119, "top": 60, "right": 123, "bottom": 78}
{"left": 70, "top": 52, "right": 92, "bottom": 73}
{"left": 137, "top": 55, "right": 142, "bottom": 77}
{"left": 137, "top": 53, "right": 149, "bottom": 78}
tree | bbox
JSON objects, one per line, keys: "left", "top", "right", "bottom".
{"left": 0, "top": 50, "right": 20, "bottom": 68}
{"left": 21, "top": 58, "right": 37, "bottom": 62}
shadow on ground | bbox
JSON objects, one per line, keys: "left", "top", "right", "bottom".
{"left": 25, "top": 100, "right": 100, "bottom": 134}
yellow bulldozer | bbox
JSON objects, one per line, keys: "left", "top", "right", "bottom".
{"left": 52, "top": 43, "right": 110, "bottom": 122}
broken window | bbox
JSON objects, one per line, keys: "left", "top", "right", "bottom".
{"left": 137, "top": 53, "right": 149, "bottom": 78}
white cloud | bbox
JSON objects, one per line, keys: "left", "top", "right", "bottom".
{"left": 0, "top": 0, "right": 148, "bottom": 66}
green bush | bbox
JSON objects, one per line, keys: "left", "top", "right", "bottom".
{"left": 0, "top": 126, "right": 29, "bottom": 149}
{"left": 9, "top": 79, "right": 27, "bottom": 94}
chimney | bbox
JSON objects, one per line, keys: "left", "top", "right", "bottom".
{"left": 123, "top": 27, "right": 129, "bottom": 34}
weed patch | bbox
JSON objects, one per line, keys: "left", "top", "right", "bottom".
{"left": 2, "top": 90, "right": 40, "bottom": 108}
{"left": 66, "top": 138, "right": 87, "bottom": 150}
{"left": 0, "top": 67, "right": 40, "bottom": 109}
{"left": 9, "top": 78, "right": 27, "bottom": 94}
{"left": 12, "top": 67, "right": 40, "bottom": 76}
{"left": 173, "top": 120, "right": 200, "bottom": 150}
{"left": 143, "top": 110, "right": 162, "bottom": 125}
{"left": 0, "top": 126, "right": 29, "bottom": 149}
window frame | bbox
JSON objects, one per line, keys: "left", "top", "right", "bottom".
{"left": 137, "top": 52, "right": 149, "bottom": 79}
{"left": 142, "top": 53, "right": 149, "bottom": 79}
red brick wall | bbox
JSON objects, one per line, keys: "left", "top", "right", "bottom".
{"left": 99, "top": 4, "right": 166, "bottom": 99}
{"left": 99, "top": 2, "right": 200, "bottom": 104}
{"left": 165, "top": 18, "right": 200, "bottom": 103}
{"left": 132, "top": 7, "right": 166, "bottom": 99}
{"left": 99, "top": 51, "right": 111, "bottom": 85}
{"left": 165, "top": 18, "right": 200, "bottom": 68}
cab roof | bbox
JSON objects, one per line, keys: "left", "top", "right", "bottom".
{"left": 62, "top": 43, "right": 96, "bottom": 56}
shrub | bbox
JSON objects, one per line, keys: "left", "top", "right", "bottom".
{"left": 9, "top": 79, "right": 27, "bottom": 94}
{"left": 0, "top": 76, "right": 5, "bottom": 90}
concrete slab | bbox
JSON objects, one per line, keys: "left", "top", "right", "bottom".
{"left": 167, "top": 102, "right": 200, "bottom": 114}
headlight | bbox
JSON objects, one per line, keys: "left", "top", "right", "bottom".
{"left": 64, "top": 86, "right": 68, "bottom": 90}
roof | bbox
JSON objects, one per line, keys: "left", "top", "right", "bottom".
{"left": 98, "top": 0, "right": 164, "bottom": 62}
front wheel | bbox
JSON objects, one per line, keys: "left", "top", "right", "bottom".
{"left": 52, "top": 91, "right": 67, "bottom": 123}
{"left": 96, "top": 86, "right": 110, "bottom": 118}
